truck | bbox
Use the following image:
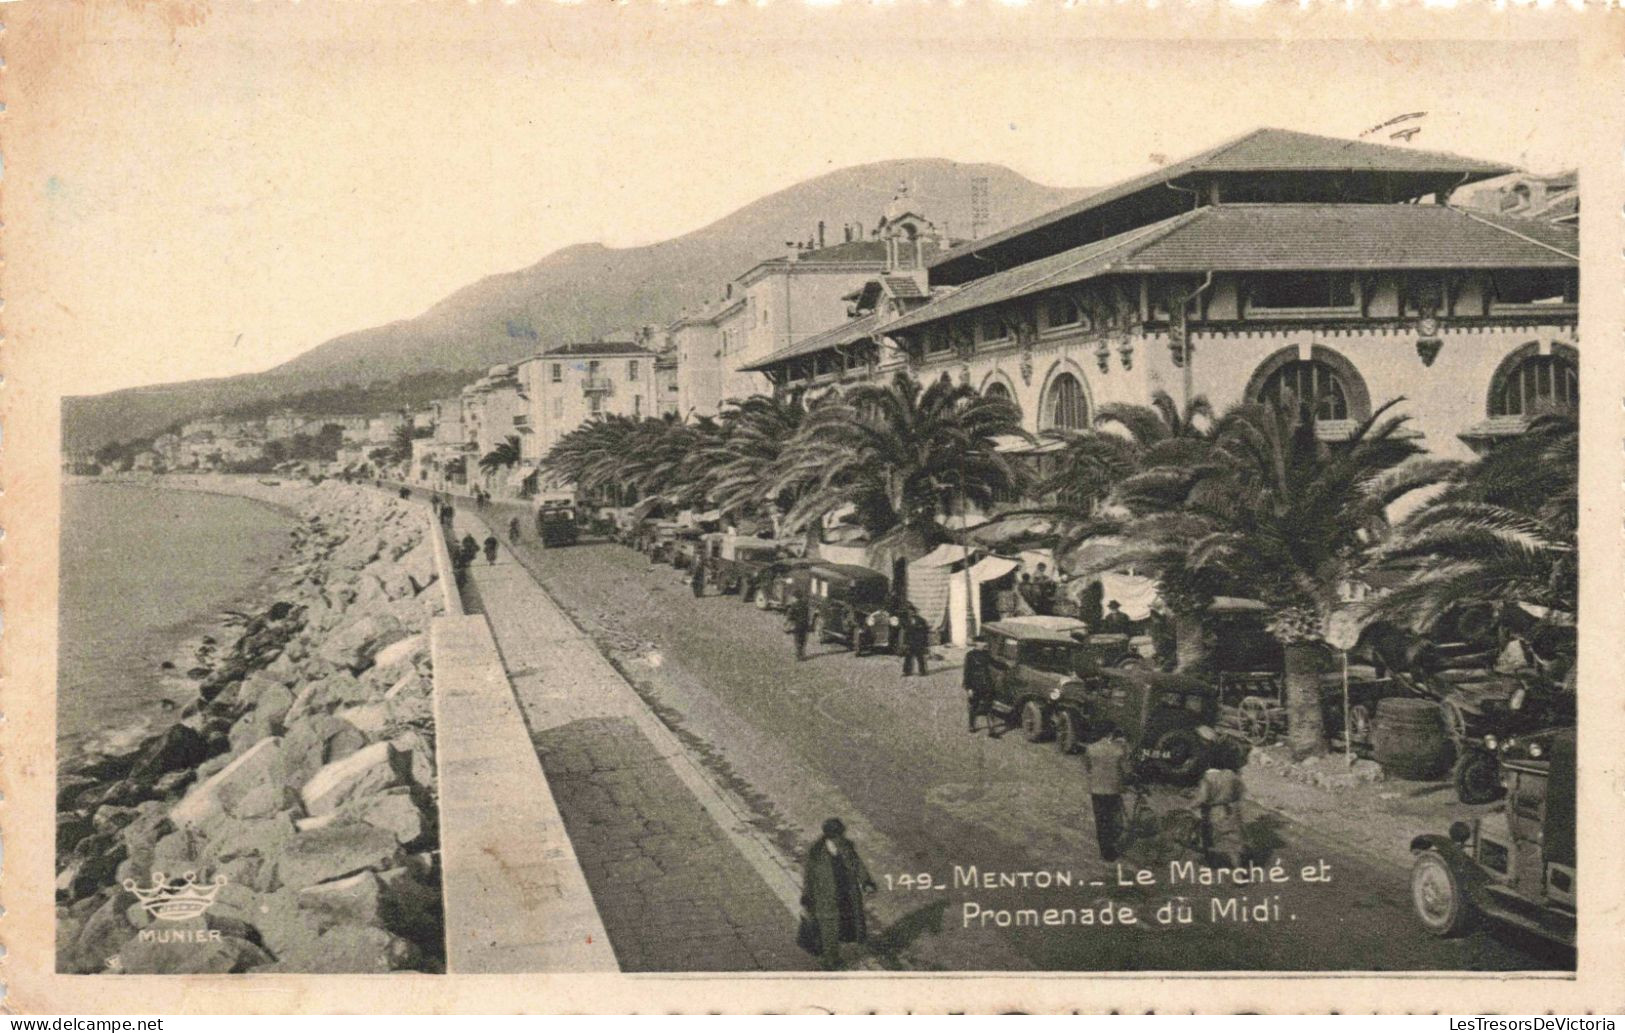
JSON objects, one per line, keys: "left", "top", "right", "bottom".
{"left": 535, "top": 503, "right": 579, "bottom": 548}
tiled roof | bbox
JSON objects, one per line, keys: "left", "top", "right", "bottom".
{"left": 541, "top": 341, "right": 654, "bottom": 357}
{"left": 930, "top": 128, "right": 1516, "bottom": 273}
{"left": 881, "top": 203, "right": 1576, "bottom": 335}
{"left": 739, "top": 310, "right": 886, "bottom": 372}
{"left": 883, "top": 276, "right": 927, "bottom": 299}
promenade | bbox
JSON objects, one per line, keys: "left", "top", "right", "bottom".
{"left": 447, "top": 511, "right": 812, "bottom": 972}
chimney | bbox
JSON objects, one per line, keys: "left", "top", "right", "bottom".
{"left": 818, "top": 221, "right": 826, "bottom": 248}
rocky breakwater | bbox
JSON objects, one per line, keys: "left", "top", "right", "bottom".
{"left": 56, "top": 483, "right": 452, "bottom": 974}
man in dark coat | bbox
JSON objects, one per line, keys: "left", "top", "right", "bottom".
{"left": 800, "top": 817, "right": 876, "bottom": 969}
{"left": 963, "top": 639, "right": 997, "bottom": 734}
{"left": 901, "top": 606, "right": 931, "bottom": 677}
{"left": 483, "top": 535, "right": 499, "bottom": 565}
{"left": 1082, "top": 724, "right": 1133, "bottom": 862}
{"left": 1101, "top": 600, "right": 1134, "bottom": 635}
{"left": 787, "top": 593, "right": 812, "bottom": 661}
{"left": 689, "top": 562, "right": 706, "bottom": 598}
{"left": 460, "top": 534, "right": 479, "bottom": 569}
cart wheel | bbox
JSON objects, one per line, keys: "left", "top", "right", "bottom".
{"left": 1020, "top": 700, "right": 1051, "bottom": 743}
{"left": 1238, "top": 697, "right": 1274, "bottom": 746}
{"left": 1411, "top": 850, "right": 1476, "bottom": 937}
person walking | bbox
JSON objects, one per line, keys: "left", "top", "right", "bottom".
{"left": 799, "top": 818, "right": 877, "bottom": 970}
{"left": 901, "top": 606, "right": 931, "bottom": 677}
{"left": 963, "top": 638, "right": 997, "bottom": 735}
{"left": 1082, "top": 724, "right": 1132, "bottom": 862}
{"left": 460, "top": 534, "right": 479, "bottom": 569}
{"left": 786, "top": 592, "right": 812, "bottom": 662}
{"left": 483, "top": 535, "right": 499, "bottom": 565}
{"left": 1192, "top": 735, "right": 1247, "bottom": 868}
{"left": 508, "top": 516, "right": 521, "bottom": 543}
{"left": 689, "top": 562, "right": 706, "bottom": 598}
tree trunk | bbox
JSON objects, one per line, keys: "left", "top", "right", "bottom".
{"left": 1284, "top": 640, "right": 1329, "bottom": 758}
{"left": 1173, "top": 612, "right": 1208, "bottom": 672}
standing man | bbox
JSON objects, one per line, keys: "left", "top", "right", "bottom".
{"left": 1101, "top": 600, "right": 1133, "bottom": 635}
{"left": 1082, "top": 724, "right": 1132, "bottom": 862}
{"left": 787, "top": 592, "right": 812, "bottom": 662}
{"left": 689, "top": 561, "right": 706, "bottom": 598}
{"left": 902, "top": 606, "right": 931, "bottom": 677}
{"left": 963, "top": 637, "right": 997, "bottom": 735}
{"left": 483, "top": 534, "right": 499, "bottom": 565}
{"left": 1192, "top": 735, "right": 1247, "bottom": 868}
{"left": 799, "top": 818, "right": 877, "bottom": 970}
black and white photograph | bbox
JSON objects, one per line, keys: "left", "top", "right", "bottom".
{"left": 4, "top": 0, "right": 1620, "bottom": 1014}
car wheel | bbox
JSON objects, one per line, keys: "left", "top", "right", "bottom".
{"left": 1348, "top": 704, "right": 1373, "bottom": 745}
{"left": 1453, "top": 749, "right": 1504, "bottom": 805}
{"left": 755, "top": 591, "right": 770, "bottom": 611}
{"left": 1055, "top": 709, "right": 1083, "bottom": 754}
{"left": 1020, "top": 700, "right": 1051, "bottom": 743}
{"left": 1411, "top": 850, "right": 1475, "bottom": 937}
{"left": 1238, "top": 697, "right": 1274, "bottom": 746}
{"left": 1154, "top": 728, "right": 1203, "bottom": 782}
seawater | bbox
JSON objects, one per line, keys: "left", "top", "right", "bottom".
{"left": 57, "top": 482, "right": 293, "bottom": 762}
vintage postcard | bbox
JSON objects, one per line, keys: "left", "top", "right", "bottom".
{"left": 3, "top": 0, "right": 1623, "bottom": 1014}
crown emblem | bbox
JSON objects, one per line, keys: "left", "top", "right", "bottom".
{"left": 122, "top": 871, "right": 228, "bottom": 922}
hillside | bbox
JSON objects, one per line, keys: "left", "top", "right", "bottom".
{"left": 63, "top": 159, "right": 1089, "bottom": 450}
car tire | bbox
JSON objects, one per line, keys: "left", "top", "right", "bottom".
{"left": 1453, "top": 749, "right": 1504, "bottom": 805}
{"left": 1153, "top": 728, "right": 1204, "bottom": 782}
{"left": 1411, "top": 850, "right": 1476, "bottom": 937}
{"left": 1055, "top": 709, "right": 1083, "bottom": 754}
{"left": 755, "top": 591, "right": 770, "bottom": 611}
{"left": 1020, "top": 700, "right": 1051, "bottom": 743}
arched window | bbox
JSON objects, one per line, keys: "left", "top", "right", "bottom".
{"left": 982, "top": 379, "right": 1022, "bottom": 420}
{"left": 1490, "top": 351, "right": 1578, "bottom": 417}
{"left": 1258, "top": 359, "right": 1351, "bottom": 421}
{"left": 1043, "top": 372, "right": 1089, "bottom": 430}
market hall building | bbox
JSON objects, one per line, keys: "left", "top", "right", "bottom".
{"left": 743, "top": 128, "right": 1579, "bottom": 461}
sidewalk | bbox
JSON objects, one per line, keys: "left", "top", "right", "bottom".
{"left": 448, "top": 514, "right": 812, "bottom": 972}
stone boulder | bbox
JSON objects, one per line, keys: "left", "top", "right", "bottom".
{"left": 275, "top": 822, "right": 403, "bottom": 890}
{"left": 128, "top": 724, "right": 211, "bottom": 783}
{"left": 301, "top": 742, "right": 409, "bottom": 816}
{"left": 266, "top": 924, "right": 422, "bottom": 973}
{"left": 369, "top": 634, "right": 424, "bottom": 675}
{"left": 336, "top": 786, "right": 426, "bottom": 846}
{"left": 317, "top": 613, "right": 408, "bottom": 673}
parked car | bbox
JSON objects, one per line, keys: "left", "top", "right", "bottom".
{"left": 535, "top": 503, "right": 579, "bottom": 548}
{"left": 754, "top": 558, "right": 815, "bottom": 611}
{"left": 805, "top": 563, "right": 893, "bottom": 654}
{"left": 708, "top": 536, "right": 782, "bottom": 597}
{"left": 670, "top": 527, "right": 706, "bottom": 570}
{"left": 1408, "top": 727, "right": 1574, "bottom": 946}
{"left": 979, "top": 618, "right": 1221, "bottom": 781}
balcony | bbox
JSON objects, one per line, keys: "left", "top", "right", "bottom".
{"left": 583, "top": 376, "right": 614, "bottom": 395}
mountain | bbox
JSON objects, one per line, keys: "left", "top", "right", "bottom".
{"left": 62, "top": 159, "right": 1090, "bottom": 450}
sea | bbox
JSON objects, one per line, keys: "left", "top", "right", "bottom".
{"left": 57, "top": 482, "right": 294, "bottom": 764}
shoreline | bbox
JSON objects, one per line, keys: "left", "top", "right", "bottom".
{"left": 57, "top": 476, "right": 453, "bottom": 974}
{"left": 58, "top": 479, "right": 301, "bottom": 768}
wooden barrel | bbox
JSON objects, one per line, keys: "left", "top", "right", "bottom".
{"left": 1373, "top": 697, "right": 1455, "bottom": 780}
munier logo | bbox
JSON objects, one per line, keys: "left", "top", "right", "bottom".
{"left": 123, "top": 870, "right": 229, "bottom": 922}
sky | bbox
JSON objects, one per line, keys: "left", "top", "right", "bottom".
{"left": 6, "top": 2, "right": 1585, "bottom": 398}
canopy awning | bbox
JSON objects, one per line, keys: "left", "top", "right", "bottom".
{"left": 969, "top": 555, "right": 1020, "bottom": 583}
{"left": 915, "top": 542, "right": 973, "bottom": 568}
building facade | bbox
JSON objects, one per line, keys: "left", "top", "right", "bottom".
{"left": 518, "top": 341, "right": 659, "bottom": 480}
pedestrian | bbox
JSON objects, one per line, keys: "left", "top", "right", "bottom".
{"left": 798, "top": 817, "right": 877, "bottom": 970}
{"left": 901, "top": 606, "right": 931, "bottom": 677}
{"left": 440, "top": 503, "right": 455, "bottom": 527}
{"left": 690, "top": 561, "right": 706, "bottom": 598}
{"left": 1192, "top": 732, "right": 1247, "bottom": 868}
{"left": 1101, "top": 599, "right": 1133, "bottom": 635}
{"left": 508, "top": 516, "right": 521, "bottom": 543}
{"left": 460, "top": 534, "right": 479, "bottom": 568}
{"left": 483, "top": 535, "right": 499, "bottom": 565}
{"left": 1082, "top": 724, "right": 1133, "bottom": 862}
{"left": 963, "top": 637, "right": 997, "bottom": 735}
{"left": 787, "top": 592, "right": 812, "bottom": 661}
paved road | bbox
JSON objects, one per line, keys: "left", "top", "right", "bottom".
{"left": 468, "top": 503, "right": 1564, "bottom": 973}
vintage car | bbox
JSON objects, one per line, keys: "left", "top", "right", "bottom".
{"left": 805, "top": 563, "right": 895, "bottom": 654}
{"left": 1408, "top": 728, "right": 1574, "bottom": 947}
{"left": 707, "top": 536, "right": 783, "bottom": 597}
{"left": 978, "top": 617, "right": 1220, "bottom": 781}
{"left": 754, "top": 558, "right": 816, "bottom": 611}
{"left": 670, "top": 527, "right": 707, "bottom": 570}
{"left": 534, "top": 503, "right": 579, "bottom": 548}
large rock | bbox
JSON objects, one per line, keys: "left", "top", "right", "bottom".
{"left": 170, "top": 737, "right": 284, "bottom": 828}
{"left": 266, "top": 924, "right": 422, "bottom": 973}
{"left": 279, "top": 714, "right": 359, "bottom": 788}
{"left": 369, "top": 634, "right": 424, "bottom": 675}
{"left": 274, "top": 822, "right": 403, "bottom": 890}
{"left": 337, "top": 787, "right": 426, "bottom": 846}
{"left": 128, "top": 724, "right": 211, "bottom": 783}
{"left": 64, "top": 890, "right": 140, "bottom": 974}
{"left": 300, "top": 741, "right": 409, "bottom": 816}
{"left": 317, "top": 613, "right": 408, "bottom": 673}
{"left": 296, "top": 870, "right": 385, "bottom": 931}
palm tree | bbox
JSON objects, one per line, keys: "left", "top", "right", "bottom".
{"left": 698, "top": 392, "right": 821, "bottom": 523}
{"left": 478, "top": 434, "right": 524, "bottom": 484}
{"left": 1092, "top": 396, "right": 1448, "bottom": 755}
{"left": 774, "top": 371, "right": 1028, "bottom": 552}
{"left": 1366, "top": 414, "right": 1576, "bottom": 645}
